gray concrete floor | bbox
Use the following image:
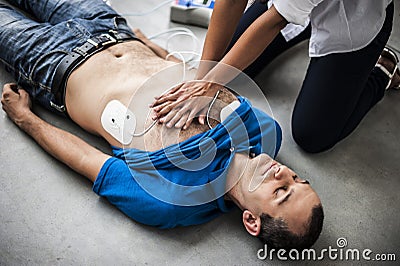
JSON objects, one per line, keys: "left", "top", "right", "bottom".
{"left": 1, "top": 0, "right": 399, "bottom": 265}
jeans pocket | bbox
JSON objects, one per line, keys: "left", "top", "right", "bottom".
{"left": 66, "top": 19, "right": 91, "bottom": 40}
{"left": 30, "top": 49, "right": 67, "bottom": 93}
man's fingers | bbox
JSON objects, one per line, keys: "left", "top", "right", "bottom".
{"left": 2, "top": 84, "right": 17, "bottom": 98}
{"left": 3, "top": 83, "right": 17, "bottom": 91}
{"left": 2, "top": 90, "right": 14, "bottom": 101}
{"left": 18, "top": 88, "right": 29, "bottom": 98}
{"left": 1, "top": 83, "right": 32, "bottom": 112}
{"left": 19, "top": 89, "right": 31, "bottom": 108}
{"left": 2, "top": 84, "right": 27, "bottom": 102}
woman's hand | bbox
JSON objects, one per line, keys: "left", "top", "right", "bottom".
{"left": 151, "top": 81, "right": 222, "bottom": 130}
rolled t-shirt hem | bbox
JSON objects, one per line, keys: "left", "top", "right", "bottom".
{"left": 92, "top": 157, "right": 116, "bottom": 194}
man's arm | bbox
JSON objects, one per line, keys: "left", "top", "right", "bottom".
{"left": 1, "top": 84, "right": 110, "bottom": 182}
{"left": 132, "top": 29, "right": 181, "bottom": 63}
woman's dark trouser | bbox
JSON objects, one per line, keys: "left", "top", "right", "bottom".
{"left": 227, "top": 1, "right": 394, "bottom": 153}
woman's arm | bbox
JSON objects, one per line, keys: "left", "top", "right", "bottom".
{"left": 204, "top": 5, "right": 287, "bottom": 83}
{"left": 196, "top": 0, "right": 248, "bottom": 78}
{"left": 152, "top": 4, "right": 288, "bottom": 128}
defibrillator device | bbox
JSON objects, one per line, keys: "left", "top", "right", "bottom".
{"left": 170, "top": 0, "right": 215, "bottom": 28}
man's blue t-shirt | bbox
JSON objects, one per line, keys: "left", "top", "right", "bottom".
{"left": 93, "top": 97, "right": 282, "bottom": 228}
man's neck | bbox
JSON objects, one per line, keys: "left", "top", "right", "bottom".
{"left": 225, "top": 152, "right": 250, "bottom": 210}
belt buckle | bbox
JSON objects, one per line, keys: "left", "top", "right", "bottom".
{"left": 100, "top": 33, "right": 117, "bottom": 46}
{"left": 50, "top": 101, "right": 66, "bottom": 112}
{"left": 87, "top": 33, "right": 117, "bottom": 48}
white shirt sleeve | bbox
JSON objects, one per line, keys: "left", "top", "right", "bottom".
{"left": 273, "top": 0, "right": 323, "bottom": 26}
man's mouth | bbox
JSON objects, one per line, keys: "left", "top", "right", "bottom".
{"left": 264, "top": 162, "right": 280, "bottom": 180}
{"left": 264, "top": 160, "right": 277, "bottom": 174}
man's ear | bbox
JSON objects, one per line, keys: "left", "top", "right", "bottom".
{"left": 242, "top": 210, "right": 261, "bottom": 236}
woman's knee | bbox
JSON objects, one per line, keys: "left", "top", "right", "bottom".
{"left": 291, "top": 116, "right": 338, "bottom": 153}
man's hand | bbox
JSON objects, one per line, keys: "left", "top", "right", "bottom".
{"left": 2, "top": 83, "right": 109, "bottom": 182}
{"left": 151, "top": 81, "right": 222, "bottom": 130}
{"left": 1, "top": 83, "right": 32, "bottom": 126}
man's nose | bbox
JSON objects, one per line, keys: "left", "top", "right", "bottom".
{"left": 273, "top": 166, "right": 291, "bottom": 181}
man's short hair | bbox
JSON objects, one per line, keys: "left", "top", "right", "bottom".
{"left": 258, "top": 204, "right": 324, "bottom": 250}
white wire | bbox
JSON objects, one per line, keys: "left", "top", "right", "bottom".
{"left": 132, "top": 120, "right": 158, "bottom": 137}
{"left": 167, "top": 50, "right": 201, "bottom": 66}
{"left": 166, "top": 51, "right": 187, "bottom": 80}
{"left": 148, "top": 27, "right": 200, "bottom": 63}
{"left": 166, "top": 33, "right": 199, "bottom": 62}
{"left": 109, "top": 1, "right": 204, "bottom": 136}
{"left": 206, "top": 90, "right": 220, "bottom": 130}
{"left": 109, "top": 0, "right": 201, "bottom": 63}
{"left": 118, "top": 0, "right": 173, "bottom": 16}
{"left": 148, "top": 27, "right": 196, "bottom": 40}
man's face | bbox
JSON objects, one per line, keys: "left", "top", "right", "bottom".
{"left": 240, "top": 153, "right": 321, "bottom": 235}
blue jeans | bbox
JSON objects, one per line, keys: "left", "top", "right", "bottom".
{"left": 0, "top": 0, "right": 135, "bottom": 112}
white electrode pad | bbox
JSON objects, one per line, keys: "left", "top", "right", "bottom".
{"left": 220, "top": 100, "right": 240, "bottom": 123}
{"left": 101, "top": 100, "right": 136, "bottom": 145}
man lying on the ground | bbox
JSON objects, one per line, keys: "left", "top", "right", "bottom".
{"left": 0, "top": 0, "right": 323, "bottom": 249}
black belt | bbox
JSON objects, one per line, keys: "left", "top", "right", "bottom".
{"left": 50, "top": 30, "right": 139, "bottom": 113}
